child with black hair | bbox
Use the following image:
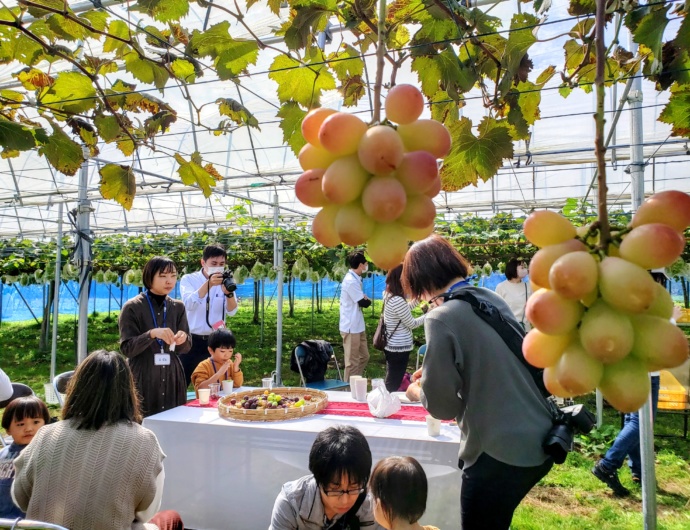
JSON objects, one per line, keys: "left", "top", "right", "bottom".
{"left": 191, "top": 328, "right": 243, "bottom": 396}
{"left": 369, "top": 456, "right": 439, "bottom": 530}
{"left": 0, "top": 395, "right": 50, "bottom": 518}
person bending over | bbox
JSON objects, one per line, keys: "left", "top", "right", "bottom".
{"left": 191, "top": 328, "right": 243, "bottom": 396}
{"left": 270, "top": 424, "right": 383, "bottom": 530}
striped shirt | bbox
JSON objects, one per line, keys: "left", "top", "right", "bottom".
{"left": 382, "top": 293, "right": 426, "bottom": 352}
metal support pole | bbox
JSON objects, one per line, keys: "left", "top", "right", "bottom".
{"left": 76, "top": 156, "right": 93, "bottom": 364}
{"left": 274, "top": 194, "right": 284, "bottom": 385}
{"left": 50, "top": 203, "right": 63, "bottom": 383}
{"left": 629, "top": 35, "right": 656, "bottom": 530}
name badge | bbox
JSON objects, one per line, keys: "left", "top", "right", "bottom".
{"left": 154, "top": 353, "right": 171, "bottom": 366}
{"left": 212, "top": 320, "right": 226, "bottom": 330}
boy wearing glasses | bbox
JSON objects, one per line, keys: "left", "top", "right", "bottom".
{"left": 269, "top": 425, "right": 383, "bottom": 530}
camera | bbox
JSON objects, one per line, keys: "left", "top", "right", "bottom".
{"left": 221, "top": 270, "right": 237, "bottom": 293}
{"left": 542, "top": 403, "right": 596, "bottom": 464}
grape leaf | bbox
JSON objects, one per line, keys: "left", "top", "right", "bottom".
{"left": 144, "top": 110, "right": 178, "bottom": 137}
{"left": 103, "top": 20, "right": 131, "bottom": 56}
{"left": 38, "top": 123, "right": 85, "bottom": 176}
{"left": 47, "top": 13, "right": 88, "bottom": 41}
{"left": 171, "top": 58, "right": 196, "bottom": 82}
{"left": 411, "top": 48, "right": 477, "bottom": 100}
{"left": 328, "top": 44, "right": 364, "bottom": 82}
{"left": 175, "top": 152, "right": 217, "bottom": 198}
{"left": 0, "top": 116, "right": 41, "bottom": 154}
{"left": 339, "top": 74, "right": 365, "bottom": 107}
{"left": 215, "top": 40, "right": 260, "bottom": 80}
{"left": 21, "top": 0, "right": 64, "bottom": 19}
{"left": 498, "top": 13, "right": 538, "bottom": 96}
{"left": 269, "top": 49, "right": 336, "bottom": 107}
{"left": 278, "top": 0, "right": 336, "bottom": 51}
{"left": 626, "top": 4, "right": 670, "bottom": 69}
{"left": 658, "top": 86, "right": 690, "bottom": 138}
{"left": 124, "top": 52, "right": 169, "bottom": 90}
{"left": 40, "top": 71, "right": 97, "bottom": 116}
{"left": 430, "top": 90, "right": 461, "bottom": 126}
{"left": 216, "top": 98, "right": 260, "bottom": 130}
{"left": 117, "top": 138, "right": 136, "bottom": 156}
{"left": 99, "top": 164, "right": 136, "bottom": 210}
{"left": 80, "top": 11, "right": 109, "bottom": 33}
{"left": 440, "top": 117, "right": 514, "bottom": 191}
{"left": 277, "top": 102, "right": 307, "bottom": 156}
{"left": 131, "top": 0, "right": 190, "bottom": 23}
{"left": 94, "top": 114, "right": 122, "bottom": 142}
{"left": 567, "top": 0, "right": 595, "bottom": 16}
{"left": 188, "top": 21, "right": 237, "bottom": 58}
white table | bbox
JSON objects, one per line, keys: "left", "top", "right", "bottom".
{"left": 143, "top": 389, "right": 461, "bottom": 530}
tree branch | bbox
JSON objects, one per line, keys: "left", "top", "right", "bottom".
{"left": 594, "top": 0, "right": 609, "bottom": 249}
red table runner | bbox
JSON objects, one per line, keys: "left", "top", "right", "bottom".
{"left": 317, "top": 401, "right": 445, "bottom": 423}
{"left": 186, "top": 398, "right": 220, "bottom": 408}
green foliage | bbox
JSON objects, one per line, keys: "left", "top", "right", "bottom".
{"left": 99, "top": 164, "right": 136, "bottom": 210}
{"left": 575, "top": 423, "right": 618, "bottom": 458}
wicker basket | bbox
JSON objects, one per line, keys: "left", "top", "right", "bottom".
{"left": 218, "top": 387, "right": 329, "bottom": 422}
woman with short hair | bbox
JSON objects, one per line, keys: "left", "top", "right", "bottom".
{"left": 119, "top": 256, "right": 192, "bottom": 416}
{"left": 495, "top": 258, "right": 532, "bottom": 329}
{"left": 12, "top": 350, "right": 183, "bottom": 530}
{"left": 403, "top": 235, "right": 553, "bottom": 530}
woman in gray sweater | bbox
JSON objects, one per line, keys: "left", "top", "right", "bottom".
{"left": 402, "top": 235, "right": 554, "bottom": 530}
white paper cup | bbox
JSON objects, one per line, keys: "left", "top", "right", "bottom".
{"left": 371, "top": 378, "right": 384, "bottom": 390}
{"left": 222, "top": 380, "right": 234, "bottom": 394}
{"left": 354, "top": 377, "right": 368, "bottom": 401}
{"left": 198, "top": 388, "right": 211, "bottom": 405}
{"left": 349, "top": 376, "right": 362, "bottom": 398}
{"left": 262, "top": 377, "right": 273, "bottom": 389}
{"left": 426, "top": 415, "right": 442, "bottom": 437}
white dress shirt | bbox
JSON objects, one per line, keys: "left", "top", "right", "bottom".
{"left": 180, "top": 270, "right": 238, "bottom": 335}
{"left": 339, "top": 270, "right": 366, "bottom": 333}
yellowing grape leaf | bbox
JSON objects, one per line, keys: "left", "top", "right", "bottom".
{"left": 498, "top": 13, "right": 538, "bottom": 96}
{"left": 175, "top": 152, "right": 217, "bottom": 198}
{"left": 625, "top": 4, "right": 670, "bottom": 65}
{"left": 40, "top": 71, "right": 97, "bottom": 115}
{"left": 14, "top": 69, "right": 54, "bottom": 90}
{"left": 0, "top": 116, "right": 41, "bottom": 154}
{"left": 47, "top": 13, "right": 88, "bottom": 41}
{"left": 144, "top": 110, "right": 177, "bottom": 137}
{"left": 132, "top": 0, "right": 190, "bottom": 23}
{"left": 103, "top": 20, "right": 131, "bottom": 56}
{"left": 80, "top": 11, "right": 109, "bottom": 32}
{"left": 277, "top": 102, "right": 307, "bottom": 156}
{"left": 124, "top": 53, "right": 169, "bottom": 90}
{"left": 328, "top": 44, "right": 364, "bottom": 82}
{"left": 38, "top": 123, "right": 84, "bottom": 176}
{"left": 440, "top": 117, "right": 514, "bottom": 191}
{"left": 216, "top": 98, "right": 260, "bottom": 130}
{"left": 340, "top": 74, "right": 365, "bottom": 107}
{"left": 171, "top": 58, "right": 196, "bottom": 82}
{"left": 99, "top": 164, "right": 135, "bottom": 210}
{"left": 430, "top": 90, "right": 461, "bottom": 126}
{"left": 567, "top": 0, "right": 595, "bottom": 16}
{"left": 658, "top": 86, "right": 690, "bottom": 138}
{"left": 215, "top": 40, "right": 260, "bottom": 80}
{"left": 117, "top": 138, "right": 136, "bottom": 156}
{"left": 94, "top": 114, "right": 122, "bottom": 142}
{"left": 278, "top": 0, "right": 336, "bottom": 51}
{"left": 21, "top": 0, "right": 64, "bottom": 19}
{"left": 269, "top": 49, "right": 336, "bottom": 107}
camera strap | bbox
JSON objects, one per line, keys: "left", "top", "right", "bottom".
{"left": 205, "top": 278, "right": 226, "bottom": 331}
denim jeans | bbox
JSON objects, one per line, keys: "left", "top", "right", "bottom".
{"left": 600, "top": 375, "right": 660, "bottom": 476}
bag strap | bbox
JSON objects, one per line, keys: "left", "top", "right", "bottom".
{"left": 333, "top": 491, "right": 366, "bottom": 529}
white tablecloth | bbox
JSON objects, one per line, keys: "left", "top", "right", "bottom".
{"left": 143, "top": 389, "right": 461, "bottom": 530}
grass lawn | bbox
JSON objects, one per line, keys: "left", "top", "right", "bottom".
{"left": 1, "top": 300, "right": 689, "bottom": 529}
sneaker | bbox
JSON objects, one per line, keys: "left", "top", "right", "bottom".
{"left": 592, "top": 462, "right": 631, "bottom": 497}
{"left": 631, "top": 473, "right": 641, "bottom": 485}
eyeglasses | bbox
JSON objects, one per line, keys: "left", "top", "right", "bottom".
{"left": 427, "top": 293, "right": 446, "bottom": 307}
{"left": 322, "top": 486, "right": 366, "bottom": 498}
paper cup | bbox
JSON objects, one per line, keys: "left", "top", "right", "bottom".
{"left": 262, "top": 377, "right": 273, "bottom": 389}
{"left": 349, "top": 376, "right": 362, "bottom": 398}
{"left": 354, "top": 377, "right": 368, "bottom": 401}
{"left": 198, "top": 388, "right": 211, "bottom": 405}
{"left": 426, "top": 415, "right": 442, "bottom": 437}
{"left": 222, "top": 380, "right": 234, "bottom": 394}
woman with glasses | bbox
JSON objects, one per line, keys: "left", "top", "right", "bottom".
{"left": 403, "top": 235, "right": 554, "bottom": 530}
{"left": 269, "top": 425, "right": 383, "bottom": 530}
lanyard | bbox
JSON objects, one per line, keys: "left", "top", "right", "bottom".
{"left": 210, "top": 359, "right": 229, "bottom": 381}
{"left": 447, "top": 279, "right": 470, "bottom": 292}
{"left": 144, "top": 291, "right": 167, "bottom": 353}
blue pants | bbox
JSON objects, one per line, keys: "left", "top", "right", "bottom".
{"left": 600, "top": 375, "right": 660, "bottom": 477}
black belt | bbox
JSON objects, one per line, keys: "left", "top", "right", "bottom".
{"left": 191, "top": 333, "right": 210, "bottom": 340}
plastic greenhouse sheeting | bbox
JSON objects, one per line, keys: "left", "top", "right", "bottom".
{"left": 0, "top": 0, "right": 689, "bottom": 238}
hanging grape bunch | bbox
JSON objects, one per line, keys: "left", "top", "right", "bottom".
{"left": 295, "top": 84, "right": 450, "bottom": 270}
{"left": 522, "top": 191, "right": 690, "bottom": 413}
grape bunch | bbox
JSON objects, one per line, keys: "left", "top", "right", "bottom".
{"left": 231, "top": 392, "right": 309, "bottom": 410}
{"left": 294, "top": 84, "right": 451, "bottom": 270}
{"left": 522, "top": 191, "right": 690, "bottom": 413}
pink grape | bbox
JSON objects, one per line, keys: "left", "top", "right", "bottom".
{"left": 598, "top": 257, "right": 657, "bottom": 313}
{"left": 644, "top": 282, "right": 674, "bottom": 319}
{"left": 311, "top": 205, "right": 341, "bottom": 247}
{"left": 361, "top": 176, "right": 407, "bottom": 223}
{"left": 599, "top": 357, "right": 650, "bottom": 413}
{"left": 298, "top": 143, "right": 337, "bottom": 171}
{"left": 619, "top": 223, "right": 685, "bottom": 269}
{"left": 397, "top": 119, "right": 451, "bottom": 158}
{"left": 295, "top": 169, "right": 329, "bottom": 208}
{"left": 523, "top": 210, "right": 577, "bottom": 248}
{"left": 385, "top": 84, "right": 424, "bottom": 124}
{"left": 395, "top": 151, "right": 439, "bottom": 195}
{"left": 578, "top": 300, "right": 634, "bottom": 364}
{"left": 318, "top": 112, "right": 368, "bottom": 156}
{"left": 301, "top": 107, "right": 336, "bottom": 147}
{"left": 367, "top": 223, "right": 409, "bottom": 270}
{"left": 529, "top": 239, "right": 587, "bottom": 289}
{"left": 357, "top": 125, "right": 405, "bottom": 175}
{"left": 554, "top": 340, "right": 604, "bottom": 396}
{"left": 522, "top": 329, "right": 571, "bottom": 368}
{"left": 630, "top": 314, "right": 690, "bottom": 371}
{"left": 401, "top": 223, "right": 435, "bottom": 241}
{"left": 548, "top": 251, "right": 599, "bottom": 300}
{"left": 525, "top": 288, "right": 584, "bottom": 335}
{"left": 321, "top": 155, "right": 369, "bottom": 204}
{"left": 543, "top": 366, "right": 577, "bottom": 399}
{"left": 424, "top": 175, "right": 442, "bottom": 198}
{"left": 632, "top": 190, "right": 690, "bottom": 232}
{"left": 335, "top": 203, "right": 375, "bottom": 246}
{"left": 396, "top": 195, "right": 436, "bottom": 229}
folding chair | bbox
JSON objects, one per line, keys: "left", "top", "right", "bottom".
{"left": 53, "top": 371, "right": 74, "bottom": 407}
{"left": 293, "top": 343, "right": 349, "bottom": 391}
{"left": 0, "top": 518, "right": 69, "bottom": 529}
{"left": 0, "top": 383, "right": 34, "bottom": 410}
{"left": 415, "top": 344, "right": 427, "bottom": 371}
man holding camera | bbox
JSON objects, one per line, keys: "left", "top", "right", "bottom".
{"left": 339, "top": 250, "right": 371, "bottom": 381}
{"left": 180, "top": 244, "right": 238, "bottom": 387}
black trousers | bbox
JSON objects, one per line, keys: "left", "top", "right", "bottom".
{"left": 383, "top": 349, "right": 411, "bottom": 393}
{"left": 180, "top": 335, "right": 210, "bottom": 388}
{"left": 460, "top": 452, "right": 553, "bottom": 530}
